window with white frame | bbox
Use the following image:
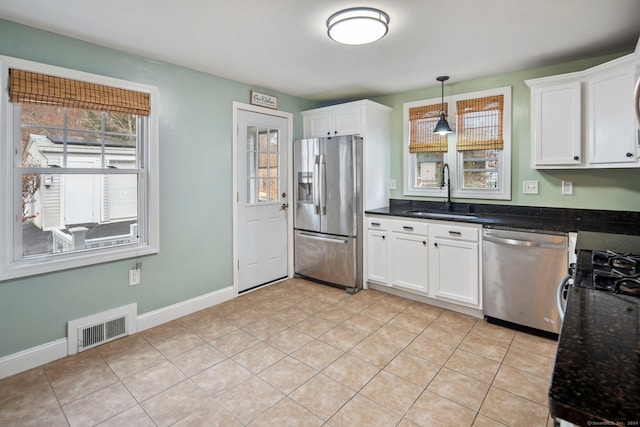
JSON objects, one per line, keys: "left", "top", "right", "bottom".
{"left": 403, "top": 87, "right": 511, "bottom": 200}
{"left": 0, "top": 57, "right": 159, "bottom": 280}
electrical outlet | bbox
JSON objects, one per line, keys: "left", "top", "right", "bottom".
{"left": 128, "top": 269, "right": 141, "bottom": 286}
{"left": 523, "top": 180, "right": 539, "bottom": 195}
{"left": 562, "top": 180, "right": 573, "bottom": 195}
{"left": 389, "top": 179, "right": 396, "bottom": 190}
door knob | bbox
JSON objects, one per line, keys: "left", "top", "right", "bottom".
{"left": 280, "top": 203, "right": 289, "bottom": 210}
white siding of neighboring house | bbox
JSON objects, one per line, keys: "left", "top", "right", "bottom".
{"left": 33, "top": 175, "right": 63, "bottom": 230}
{"left": 27, "top": 135, "right": 137, "bottom": 230}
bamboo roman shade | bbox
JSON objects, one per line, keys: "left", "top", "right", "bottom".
{"left": 9, "top": 69, "right": 150, "bottom": 116}
{"left": 408, "top": 103, "right": 449, "bottom": 153}
{"left": 455, "top": 95, "right": 503, "bottom": 151}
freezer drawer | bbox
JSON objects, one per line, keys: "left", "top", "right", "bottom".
{"left": 294, "top": 230, "right": 357, "bottom": 288}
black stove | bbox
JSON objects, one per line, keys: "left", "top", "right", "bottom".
{"left": 574, "top": 249, "right": 640, "bottom": 297}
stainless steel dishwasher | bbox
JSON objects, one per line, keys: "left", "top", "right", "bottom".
{"left": 482, "top": 228, "right": 568, "bottom": 335}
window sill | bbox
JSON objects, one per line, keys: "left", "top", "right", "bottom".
{"left": 0, "top": 244, "right": 158, "bottom": 282}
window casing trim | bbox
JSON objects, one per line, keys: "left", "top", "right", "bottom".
{"left": 403, "top": 86, "right": 512, "bottom": 200}
{"left": 0, "top": 56, "right": 160, "bottom": 281}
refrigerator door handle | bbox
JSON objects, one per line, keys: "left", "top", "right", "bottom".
{"left": 319, "top": 155, "right": 327, "bottom": 215}
{"left": 313, "top": 156, "right": 320, "bottom": 214}
{"left": 298, "top": 231, "right": 349, "bottom": 244}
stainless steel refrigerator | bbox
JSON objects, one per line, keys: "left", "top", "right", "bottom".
{"left": 294, "top": 135, "right": 363, "bottom": 292}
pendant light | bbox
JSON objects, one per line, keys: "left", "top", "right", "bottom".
{"left": 327, "top": 7, "right": 390, "bottom": 45}
{"left": 434, "top": 76, "right": 452, "bottom": 135}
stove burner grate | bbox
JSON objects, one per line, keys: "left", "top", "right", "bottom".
{"left": 590, "top": 251, "right": 640, "bottom": 297}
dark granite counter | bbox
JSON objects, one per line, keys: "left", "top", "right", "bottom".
{"left": 549, "top": 233, "right": 640, "bottom": 425}
{"left": 549, "top": 287, "right": 640, "bottom": 425}
{"left": 366, "top": 200, "right": 640, "bottom": 235}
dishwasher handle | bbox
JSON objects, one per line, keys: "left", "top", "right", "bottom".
{"left": 483, "top": 234, "right": 566, "bottom": 250}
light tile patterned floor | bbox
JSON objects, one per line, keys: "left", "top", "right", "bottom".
{"left": 0, "top": 278, "right": 558, "bottom": 426}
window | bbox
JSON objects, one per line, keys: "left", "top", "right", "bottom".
{"left": 246, "top": 126, "right": 280, "bottom": 203}
{"left": 403, "top": 87, "right": 511, "bottom": 200}
{"left": 0, "top": 57, "right": 159, "bottom": 280}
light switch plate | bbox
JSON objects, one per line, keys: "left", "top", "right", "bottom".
{"left": 562, "top": 180, "right": 573, "bottom": 195}
{"left": 389, "top": 179, "right": 396, "bottom": 190}
{"left": 523, "top": 180, "right": 539, "bottom": 195}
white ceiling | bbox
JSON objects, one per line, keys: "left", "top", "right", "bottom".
{"left": 1, "top": 0, "right": 639, "bottom": 101}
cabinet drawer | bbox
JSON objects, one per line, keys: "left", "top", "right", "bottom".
{"left": 389, "top": 220, "right": 428, "bottom": 236}
{"left": 431, "top": 224, "right": 478, "bottom": 242}
{"left": 367, "top": 217, "right": 387, "bottom": 230}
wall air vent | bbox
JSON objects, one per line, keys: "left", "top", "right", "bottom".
{"left": 67, "top": 303, "right": 137, "bottom": 354}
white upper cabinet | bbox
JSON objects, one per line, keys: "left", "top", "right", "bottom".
{"left": 529, "top": 80, "right": 582, "bottom": 167}
{"left": 527, "top": 43, "right": 640, "bottom": 169}
{"left": 304, "top": 105, "right": 361, "bottom": 137}
{"left": 587, "top": 63, "right": 638, "bottom": 164}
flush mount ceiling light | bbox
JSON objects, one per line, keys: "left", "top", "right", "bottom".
{"left": 327, "top": 7, "right": 390, "bottom": 45}
{"left": 434, "top": 75, "right": 453, "bottom": 135}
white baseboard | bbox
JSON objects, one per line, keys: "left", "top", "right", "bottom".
{"left": 368, "top": 282, "right": 484, "bottom": 319}
{"left": 0, "top": 339, "right": 67, "bottom": 380}
{"left": 137, "top": 285, "right": 234, "bottom": 331}
{"left": 0, "top": 285, "right": 235, "bottom": 380}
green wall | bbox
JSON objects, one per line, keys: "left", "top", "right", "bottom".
{"left": 0, "top": 20, "right": 317, "bottom": 357}
{"left": 372, "top": 54, "right": 640, "bottom": 211}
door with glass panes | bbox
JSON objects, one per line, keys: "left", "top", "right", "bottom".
{"left": 237, "top": 109, "right": 288, "bottom": 292}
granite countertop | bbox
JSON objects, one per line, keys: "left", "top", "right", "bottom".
{"left": 366, "top": 200, "right": 640, "bottom": 235}
{"left": 549, "top": 287, "right": 640, "bottom": 425}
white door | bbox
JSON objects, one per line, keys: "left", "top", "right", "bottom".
{"left": 237, "top": 109, "right": 289, "bottom": 292}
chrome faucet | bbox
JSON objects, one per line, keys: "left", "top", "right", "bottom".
{"left": 441, "top": 163, "right": 454, "bottom": 212}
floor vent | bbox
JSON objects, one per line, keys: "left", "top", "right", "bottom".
{"left": 67, "top": 303, "right": 137, "bottom": 355}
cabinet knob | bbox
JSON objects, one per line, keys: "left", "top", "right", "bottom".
{"left": 327, "top": 132, "right": 331, "bottom": 136}
{"left": 573, "top": 155, "right": 579, "bottom": 161}
{"left": 334, "top": 130, "right": 338, "bottom": 134}
{"left": 382, "top": 235, "right": 385, "bottom": 240}
{"left": 626, "top": 152, "right": 633, "bottom": 158}
{"left": 434, "top": 242, "right": 438, "bottom": 247}
{"left": 423, "top": 241, "right": 427, "bottom": 246}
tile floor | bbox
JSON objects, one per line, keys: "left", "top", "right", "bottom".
{"left": 0, "top": 278, "right": 559, "bottom": 426}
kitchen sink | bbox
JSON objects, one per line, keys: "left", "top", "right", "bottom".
{"left": 401, "top": 210, "right": 478, "bottom": 220}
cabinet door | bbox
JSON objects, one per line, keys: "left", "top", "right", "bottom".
{"left": 333, "top": 107, "right": 361, "bottom": 136}
{"left": 430, "top": 238, "right": 479, "bottom": 306}
{"left": 367, "top": 229, "right": 388, "bottom": 285}
{"left": 587, "top": 65, "right": 638, "bottom": 164}
{"left": 390, "top": 232, "right": 428, "bottom": 294}
{"left": 531, "top": 82, "right": 582, "bottom": 167}
{"left": 306, "top": 112, "right": 333, "bottom": 138}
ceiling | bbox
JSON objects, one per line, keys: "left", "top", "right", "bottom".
{"left": 0, "top": 0, "right": 639, "bottom": 101}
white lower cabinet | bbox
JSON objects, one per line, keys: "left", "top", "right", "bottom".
{"left": 366, "top": 217, "right": 389, "bottom": 285}
{"left": 389, "top": 230, "right": 429, "bottom": 293}
{"left": 366, "top": 215, "right": 482, "bottom": 311}
{"left": 429, "top": 228, "right": 480, "bottom": 307}
{"left": 367, "top": 229, "right": 388, "bottom": 285}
